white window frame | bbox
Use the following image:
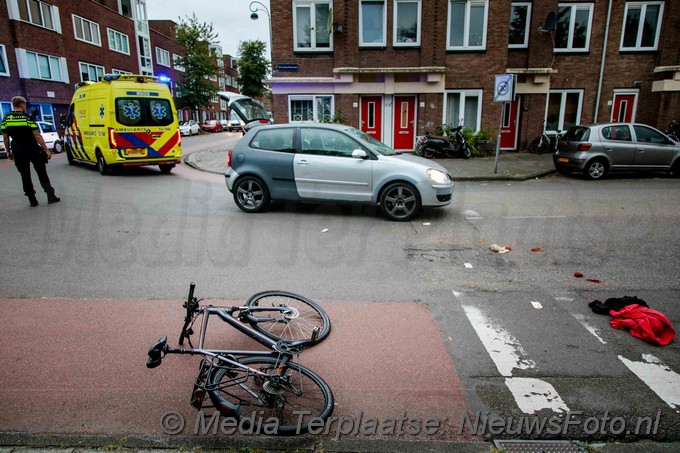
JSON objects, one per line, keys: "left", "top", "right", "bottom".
{"left": 8, "top": 0, "right": 62, "bottom": 33}
{"left": 111, "top": 68, "right": 132, "bottom": 75}
{"left": 508, "top": 2, "right": 531, "bottom": 49}
{"left": 17, "top": 49, "right": 67, "bottom": 82}
{"left": 79, "top": 61, "right": 105, "bottom": 82}
{"left": 289, "top": 95, "right": 335, "bottom": 123}
{"left": 155, "top": 47, "right": 171, "bottom": 67}
{"left": 293, "top": 0, "right": 334, "bottom": 51}
{"left": 393, "top": 0, "right": 421, "bottom": 47}
{"left": 172, "top": 54, "right": 185, "bottom": 72}
{"left": 107, "top": 28, "right": 130, "bottom": 55}
{"left": 619, "top": 2, "right": 664, "bottom": 51}
{"left": 555, "top": 3, "right": 594, "bottom": 53}
{"left": 359, "top": 0, "right": 387, "bottom": 47}
{"left": 446, "top": 0, "right": 488, "bottom": 51}
{"left": 544, "top": 89, "right": 583, "bottom": 132}
{"left": 443, "top": 89, "right": 482, "bottom": 132}
{"left": 72, "top": 14, "right": 101, "bottom": 46}
{"left": 0, "top": 44, "right": 9, "bottom": 77}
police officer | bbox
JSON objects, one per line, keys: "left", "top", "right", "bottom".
{"left": 1, "top": 96, "right": 60, "bottom": 207}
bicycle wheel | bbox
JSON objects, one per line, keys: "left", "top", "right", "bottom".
{"left": 245, "top": 291, "right": 331, "bottom": 344}
{"left": 207, "top": 356, "right": 334, "bottom": 435}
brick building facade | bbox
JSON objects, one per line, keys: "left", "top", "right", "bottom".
{"left": 269, "top": 0, "right": 680, "bottom": 151}
{"left": 0, "top": 0, "right": 239, "bottom": 130}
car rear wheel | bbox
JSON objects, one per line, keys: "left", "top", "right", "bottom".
{"left": 233, "top": 176, "right": 271, "bottom": 213}
{"left": 585, "top": 159, "right": 607, "bottom": 180}
{"left": 379, "top": 182, "right": 421, "bottom": 221}
{"left": 159, "top": 164, "right": 174, "bottom": 174}
{"left": 96, "top": 151, "right": 109, "bottom": 175}
{"left": 671, "top": 160, "right": 680, "bottom": 178}
{"left": 53, "top": 140, "right": 63, "bottom": 154}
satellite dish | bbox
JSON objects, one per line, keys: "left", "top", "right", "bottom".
{"left": 539, "top": 12, "right": 556, "bottom": 33}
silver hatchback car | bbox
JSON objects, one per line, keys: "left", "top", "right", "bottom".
{"left": 225, "top": 124, "right": 453, "bottom": 221}
{"left": 554, "top": 123, "right": 680, "bottom": 180}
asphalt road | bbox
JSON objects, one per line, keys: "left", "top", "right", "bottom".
{"left": 0, "top": 135, "right": 678, "bottom": 444}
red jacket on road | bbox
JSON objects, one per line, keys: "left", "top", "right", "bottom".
{"left": 609, "top": 304, "right": 675, "bottom": 346}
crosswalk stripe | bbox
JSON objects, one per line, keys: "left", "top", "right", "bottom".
{"left": 461, "top": 304, "right": 570, "bottom": 414}
{"left": 618, "top": 354, "right": 680, "bottom": 412}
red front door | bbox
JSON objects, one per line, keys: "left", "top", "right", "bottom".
{"left": 500, "top": 99, "right": 520, "bottom": 150}
{"left": 393, "top": 96, "right": 416, "bottom": 150}
{"left": 360, "top": 96, "right": 382, "bottom": 141}
{"left": 611, "top": 94, "right": 637, "bottom": 123}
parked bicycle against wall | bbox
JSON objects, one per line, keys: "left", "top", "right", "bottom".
{"left": 529, "top": 127, "right": 562, "bottom": 154}
{"left": 147, "top": 283, "right": 333, "bottom": 435}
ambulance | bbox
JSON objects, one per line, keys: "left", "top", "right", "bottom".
{"left": 63, "top": 74, "right": 182, "bottom": 174}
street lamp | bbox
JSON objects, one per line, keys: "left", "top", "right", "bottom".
{"left": 249, "top": 1, "right": 272, "bottom": 59}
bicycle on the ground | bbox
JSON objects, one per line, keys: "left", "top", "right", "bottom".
{"left": 529, "top": 127, "right": 562, "bottom": 154}
{"left": 146, "top": 282, "right": 333, "bottom": 435}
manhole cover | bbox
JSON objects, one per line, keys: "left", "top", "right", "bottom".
{"left": 493, "top": 439, "right": 586, "bottom": 453}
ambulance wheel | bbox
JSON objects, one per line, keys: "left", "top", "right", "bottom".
{"left": 96, "top": 151, "right": 109, "bottom": 175}
{"left": 65, "top": 144, "right": 75, "bottom": 166}
{"left": 159, "top": 164, "right": 174, "bottom": 174}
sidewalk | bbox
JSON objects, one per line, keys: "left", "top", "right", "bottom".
{"left": 183, "top": 147, "right": 556, "bottom": 181}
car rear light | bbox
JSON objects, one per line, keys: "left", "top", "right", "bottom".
{"left": 227, "top": 150, "right": 232, "bottom": 168}
{"left": 577, "top": 143, "right": 592, "bottom": 151}
{"left": 108, "top": 128, "right": 118, "bottom": 149}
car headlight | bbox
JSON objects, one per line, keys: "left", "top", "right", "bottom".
{"left": 427, "top": 168, "right": 450, "bottom": 184}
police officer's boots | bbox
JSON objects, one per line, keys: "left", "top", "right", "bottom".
{"left": 28, "top": 195, "right": 38, "bottom": 207}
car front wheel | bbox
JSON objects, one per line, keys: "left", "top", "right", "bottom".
{"left": 233, "top": 176, "right": 271, "bottom": 213}
{"left": 379, "top": 182, "right": 421, "bottom": 221}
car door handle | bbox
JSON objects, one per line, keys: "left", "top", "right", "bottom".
{"left": 605, "top": 147, "right": 613, "bottom": 152}
{"left": 297, "top": 160, "right": 309, "bottom": 165}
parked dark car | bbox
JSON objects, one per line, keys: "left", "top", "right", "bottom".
{"left": 201, "top": 120, "right": 223, "bottom": 133}
{"left": 553, "top": 123, "right": 680, "bottom": 179}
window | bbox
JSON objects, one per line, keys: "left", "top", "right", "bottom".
{"left": 394, "top": 0, "right": 421, "bottom": 46}
{"left": 15, "top": 0, "right": 60, "bottom": 32}
{"left": 116, "top": 98, "right": 173, "bottom": 127}
{"left": 289, "top": 95, "right": 334, "bottom": 122}
{"left": 79, "top": 62, "right": 104, "bottom": 82}
{"left": 173, "top": 54, "right": 184, "bottom": 72}
{"left": 294, "top": 0, "right": 332, "bottom": 51}
{"left": 633, "top": 125, "right": 667, "bottom": 144}
{"left": 508, "top": 2, "right": 531, "bottom": 48}
{"left": 621, "top": 2, "right": 663, "bottom": 51}
{"left": 24, "top": 50, "right": 65, "bottom": 82}
{"left": 444, "top": 90, "right": 482, "bottom": 131}
{"left": 73, "top": 15, "right": 100, "bottom": 46}
{"left": 447, "top": 0, "right": 487, "bottom": 50}
{"left": 300, "top": 128, "right": 360, "bottom": 157}
{"left": 602, "top": 125, "right": 632, "bottom": 141}
{"left": 0, "top": 44, "right": 9, "bottom": 77}
{"left": 251, "top": 128, "right": 295, "bottom": 153}
{"left": 360, "top": 0, "right": 386, "bottom": 46}
{"left": 112, "top": 68, "right": 131, "bottom": 75}
{"left": 108, "top": 29, "right": 130, "bottom": 54}
{"left": 545, "top": 90, "right": 582, "bottom": 132}
{"left": 155, "top": 47, "right": 170, "bottom": 67}
{"left": 555, "top": 3, "right": 593, "bottom": 52}
{"left": 138, "top": 36, "right": 152, "bottom": 74}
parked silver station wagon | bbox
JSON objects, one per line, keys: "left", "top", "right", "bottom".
{"left": 554, "top": 123, "right": 680, "bottom": 180}
{"left": 225, "top": 124, "right": 454, "bottom": 221}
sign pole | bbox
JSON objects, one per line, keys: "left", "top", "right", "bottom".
{"left": 494, "top": 104, "right": 504, "bottom": 174}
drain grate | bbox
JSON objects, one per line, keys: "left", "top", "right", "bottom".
{"left": 493, "top": 439, "right": 586, "bottom": 453}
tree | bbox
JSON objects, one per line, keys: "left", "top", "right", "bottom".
{"left": 174, "top": 14, "right": 221, "bottom": 118}
{"left": 237, "top": 40, "right": 270, "bottom": 99}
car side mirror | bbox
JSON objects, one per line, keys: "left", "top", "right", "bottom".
{"left": 352, "top": 149, "right": 368, "bottom": 159}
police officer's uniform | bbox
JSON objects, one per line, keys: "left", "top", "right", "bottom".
{"left": 1, "top": 110, "right": 59, "bottom": 206}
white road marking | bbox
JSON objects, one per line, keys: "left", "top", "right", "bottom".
{"left": 462, "top": 304, "right": 570, "bottom": 414}
{"left": 505, "top": 378, "right": 570, "bottom": 414}
{"left": 501, "top": 215, "right": 567, "bottom": 219}
{"left": 462, "top": 305, "right": 535, "bottom": 377}
{"left": 619, "top": 354, "right": 680, "bottom": 411}
{"left": 531, "top": 301, "right": 543, "bottom": 309}
{"left": 464, "top": 263, "right": 473, "bottom": 268}
{"left": 464, "top": 210, "right": 483, "bottom": 220}
{"left": 572, "top": 313, "right": 607, "bottom": 345}
{"left": 452, "top": 290, "right": 462, "bottom": 298}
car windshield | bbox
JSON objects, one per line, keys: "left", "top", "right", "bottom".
{"left": 231, "top": 98, "right": 269, "bottom": 123}
{"left": 39, "top": 122, "right": 57, "bottom": 133}
{"left": 343, "top": 127, "right": 398, "bottom": 156}
{"left": 563, "top": 126, "right": 590, "bottom": 142}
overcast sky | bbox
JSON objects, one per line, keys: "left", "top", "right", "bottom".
{"left": 146, "top": 0, "right": 272, "bottom": 58}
